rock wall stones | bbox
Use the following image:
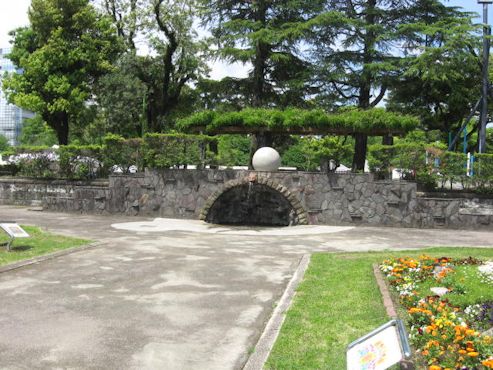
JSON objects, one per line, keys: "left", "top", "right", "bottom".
{"left": 0, "top": 170, "right": 492, "bottom": 229}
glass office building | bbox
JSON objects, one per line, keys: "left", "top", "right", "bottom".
{"left": 0, "top": 48, "right": 34, "bottom": 146}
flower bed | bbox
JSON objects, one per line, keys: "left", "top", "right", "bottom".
{"left": 380, "top": 256, "right": 493, "bottom": 369}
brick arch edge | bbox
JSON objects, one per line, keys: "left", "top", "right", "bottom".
{"left": 199, "top": 176, "right": 308, "bottom": 225}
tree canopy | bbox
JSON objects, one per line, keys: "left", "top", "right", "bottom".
{"left": 2, "top": 0, "right": 121, "bottom": 144}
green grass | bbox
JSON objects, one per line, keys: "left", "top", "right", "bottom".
{"left": 0, "top": 225, "right": 90, "bottom": 266}
{"left": 265, "top": 247, "right": 493, "bottom": 370}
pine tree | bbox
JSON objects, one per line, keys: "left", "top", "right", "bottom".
{"left": 199, "top": 0, "right": 325, "bottom": 109}
{"left": 314, "top": 0, "right": 468, "bottom": 170}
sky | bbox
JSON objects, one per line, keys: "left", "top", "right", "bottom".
{"left": 0, "top": 0, "right": 489, "bottom": 79}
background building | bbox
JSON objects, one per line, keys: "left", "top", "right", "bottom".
{"left": 0, "top": 47, "right": 33, "bottom": 146}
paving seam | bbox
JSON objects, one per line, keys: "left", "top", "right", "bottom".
{"left": 0, "top": 241, "right": 104, "bottom": 274}
{"left": 243, "top": 253, "right": 311, "bottom": 370}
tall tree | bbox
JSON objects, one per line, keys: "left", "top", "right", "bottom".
{"left": 2, "top": 0, "right": 120, "bottom": 145}
{"left": 314, "top": 0, "right": 467, "bottom": 170}
{"left": 387, "top": 11, "right": 482, "bottom": 150}
{"left": 199, "top": 0, "right": 324, "bottom": 109}
{"left": 99, "top": 0, "right": 208, "bottom": 132}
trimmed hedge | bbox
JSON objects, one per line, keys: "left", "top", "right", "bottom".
{"left": 1, "top": 134, "right": 217, "bottom": 179}
{"left": 369, "top": 144, "right": 493, "bottom": 191}
{"left": 143, "top": 133, "right": 217, "bottom": 169}
{"left": 103, "top": 134, "right": 143, "bottom": 174}
{"left": 177, "top": 108, "right": 419, "bottom": 134}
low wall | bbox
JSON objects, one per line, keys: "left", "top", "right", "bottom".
{"left": 0, "top": 170, "right": 492, "bottom": 229}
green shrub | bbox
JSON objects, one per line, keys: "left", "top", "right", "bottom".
{"left": 438, "top": 152, "right": 468, "bottom": 190}
{"left": 0, "top": 164, "right": 19, "bottom": 176}
{"left": 58, "top": 145, "right": 104, "bottom": 179}
{"left": 102, "top": 134, "right": 143, "bottom": 173}
{"left": 142, "top": 133, "right": 217, "bottom": 169}
{"left": 367, "top": 144, "right": 394, "bottom": 179}
{"left": 216, "top": 135, "right": 250, "bottom": 167}
{"left": 473, "top": 154, "right": 493, "bottom": 190}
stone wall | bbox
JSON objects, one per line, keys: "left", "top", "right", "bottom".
{"left": 0, "top": 177, "right": 108, "bottom": 207}
{"left": 0, "top": 170, "right": 492, "bottom": 229}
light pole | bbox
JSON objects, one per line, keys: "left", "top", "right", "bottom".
{"left": 478, "top": 0, "right": 492, "bottom": 153}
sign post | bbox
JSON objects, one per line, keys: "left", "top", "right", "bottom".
{"left": 0, "top": 222, "right": 30, "bottom": 251}
{"left": 347, "top": 319, "right": 411, "bottom": 370}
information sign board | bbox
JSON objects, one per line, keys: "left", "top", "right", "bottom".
{"left": 0, "top": 223, "right": 30, "bottom": 238}
{"left": 347, "top": 320, "right": 410, "bottom": 370}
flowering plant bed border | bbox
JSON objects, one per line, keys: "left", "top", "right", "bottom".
{"left": 380, "top": 255, "right": 493, "bottom": 370}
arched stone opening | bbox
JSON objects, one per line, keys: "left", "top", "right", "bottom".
{"left": 201, "top": 178, "right": 308, "bottom": 226}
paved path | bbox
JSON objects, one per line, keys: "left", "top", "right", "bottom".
{"left": 0, "top": 206, "right": 492, "bottom": 370}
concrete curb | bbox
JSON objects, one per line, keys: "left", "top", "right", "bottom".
{"left": 0, "top": 241, "right": 104, "bottom": 274}
{"left": 243, "top": 253, "right": 311, "bottom": 370}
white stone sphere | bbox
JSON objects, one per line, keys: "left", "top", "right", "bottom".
{"left": 252, "top": 147, "right": 281, "bottom": 171}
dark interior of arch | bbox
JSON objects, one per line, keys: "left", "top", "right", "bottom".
{"left": 205, "top": 183, "right": 295, "bottom": 226}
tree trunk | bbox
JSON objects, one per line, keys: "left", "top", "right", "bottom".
{"left": 352, "top": 133, "right": 367, "bottom": 172}
{"left": 248, "top": 0, "right": 270, "bottom": 169}
{"left": 209, "top": 139, "right": 218, "bottom": 169}
{"left": 352, "top": 0, "right": 376, "bottom": 172}
{"left": 45, "top": 112, "right": 67, "bottom": 146}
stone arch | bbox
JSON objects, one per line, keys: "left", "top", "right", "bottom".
{"left": 200, "top": 176, "right": 308, "bottom": 225}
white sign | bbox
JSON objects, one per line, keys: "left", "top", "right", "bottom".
{"left": 0, "top": 223, "right": 30, "bottom": 238}
{"left": 347, "top": 320, "right": 410, "bottom": 370}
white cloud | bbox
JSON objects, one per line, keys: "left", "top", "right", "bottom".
{"left": 0, "top": 1, "right": 30, "bottom": 48}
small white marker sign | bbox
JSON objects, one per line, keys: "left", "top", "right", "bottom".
{"left": 0, "top": 222, "right": 30, "bottom": 251}
{"left": 347, "top": 320, "right": 410, "bottom": 370}
{"left": 0, "top": 223, "right": 30, "bottom": 238}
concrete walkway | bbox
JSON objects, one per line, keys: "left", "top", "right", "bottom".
{"left": 0, "top": 205, "right": 492, "bottom": 370}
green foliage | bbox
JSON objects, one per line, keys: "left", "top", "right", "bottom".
{"left": 95, "top": 55, "right": 146, "bottom": 138}
{"left": 9, "top": 147, "right": 57, "bottom": 178}
{"left": 3, "top": 0, "right": 121, "bottom": 144}
{"left": 282, "top": 140, "right": 315, "bottom": 171}
{"left": 388, "top": 13, "right": 481, "bottom": 134}
{"left": 282, "top": 136, "right": 352, "bottom": 171}
{"left": 473, "top": 154, "right": 493, "bottom": 191}
{"left": 142, "top": 133, "right": 216, "bottom": 169}
{"left": 438, "top": 152, "right": 469, "bottom": 189}
{"left": 216, "top": 135, "right": 250, "bottom": 167}
{"left": 177, "top": 108, "right": 418, "bottom": 135}
{"left": 101, "top": 0, "right": 208, "bottom": 132}
{"left": 102, "top": 134, "right": 143, "bottom": 173}
{"left": 18, "top": 115, "right": 57, "bottom": 146}
{"left": 368, "top": 142, "right": 432, "bottom": 185}
{"left": 58, "top": 145, "right": 104, "bottom": 179}
{"left": 0, "top": 135, "right": 11, "bottom": 152}
{"left": 369, "top": 143, "right": 493, "bottom": 192}
{"left": 199, "top": 0, "right": 324, "bottom": 108}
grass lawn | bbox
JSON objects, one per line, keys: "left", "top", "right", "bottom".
{"left": 265, "top": 247, "right": 493, "bottom": 370}
{"left": 0, "top": 225, "right": 90, "bottom": 266}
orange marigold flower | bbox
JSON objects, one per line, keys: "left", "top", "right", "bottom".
{"left": 467, "top": 352, "right": 479, "bottom": 357}
{"left": 482, "top": 359, "right": 493, "bottom": 368}
{"left": 429, "top": 366, "right": 442, "bottom": 370}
